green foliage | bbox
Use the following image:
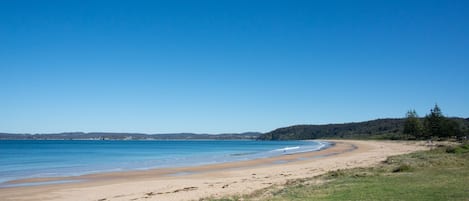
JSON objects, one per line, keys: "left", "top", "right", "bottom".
{"left": 424, "top": 104, "right": 445, "bottom": 138}
{"left": 441, "top": 119, "right": 463, "bottom": 138}
{"left": 423, "top": 104, "right": 462, "bottom": 139}
{"left": 258, "top": 104, "right": 467, "bottom": 141}
{"left": 403, "top": 110, "right": 424, "bottom": 139}
{"left": 446, "top": 143, "right": 469, "bottom": 154}
{"left": 258, "top": 118, "right": 406, "bottom": 140}
{"left": 258, "top": 118, "right": 467, "bottom": 141}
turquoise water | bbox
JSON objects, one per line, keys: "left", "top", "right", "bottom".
{"left": 0, "top": 140, "right": 329, "bottom": 185}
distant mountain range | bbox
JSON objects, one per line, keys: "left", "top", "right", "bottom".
{"left": 2, "top": 117, "right": 468, "bottom": 140}
{"left": 0, "top": 132, "right": 262, "bottom": 140}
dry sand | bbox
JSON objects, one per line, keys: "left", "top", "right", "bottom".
{"left": 0, "top": 140, "right": 428, "bottom": 201}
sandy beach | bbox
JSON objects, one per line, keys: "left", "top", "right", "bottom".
{"left": 0, "top": 140, "right": 428, "bottom": 201}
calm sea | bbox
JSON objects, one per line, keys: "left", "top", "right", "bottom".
{"left": 0, "top": 140, "right": 329, "bottom": 185}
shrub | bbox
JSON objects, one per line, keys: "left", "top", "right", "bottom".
{"left": 327, "top": 169, "right": 346, "bottom": 178}
{"left": 446, "top": 144, "right": 469, "bottom": 154}
{"left": 446, "top": 146, "right": 457, "bottom": 153}
{"left": 392, "top": 164, "right": 412, "bottom": 173}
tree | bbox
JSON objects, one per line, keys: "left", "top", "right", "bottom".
{"left": 441, "top": 119, "right": 462, "bottom": 138}
{"left": 403, "top": 110, "right": 423, "bottom": 139}
{"left": 423, "top": 104, "right": 461, "bottom": 139}
{"left": 424, "top": 104, "right": 445, "bottom": 139}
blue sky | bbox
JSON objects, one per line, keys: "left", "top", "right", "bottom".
{"left": 1, "top": 0, "right": 468, "bottom": 134}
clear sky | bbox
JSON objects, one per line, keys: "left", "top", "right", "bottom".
{"left": 1, "top": 0, "right": 468, "bottom": 134}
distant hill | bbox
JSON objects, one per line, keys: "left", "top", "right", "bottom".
{"left": 0, "top": 132, "right": 261, "bottom": 140}
{"left": 2, "top": 117, "right": 468, "bottom": 141}
{"left": 258, "top": 118, "right": 469, "bottom": 140}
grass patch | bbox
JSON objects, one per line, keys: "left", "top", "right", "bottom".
{"left": 203, "top": 143, "right": 469, "bottom": 201}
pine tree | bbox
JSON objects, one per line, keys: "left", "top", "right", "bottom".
{"left": 424, "top": 104, "right": 444, "bottom": 139}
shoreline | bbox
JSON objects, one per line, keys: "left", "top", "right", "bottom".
{"left": 0, "top": 140, "right": 427, "bottom": 201}
{"left": 1, "top": 140, "right": 334, "bottom": 186}
{"left": 1, "top": 140, "right": 339, "bottom": 186}
{"left": 0, "top": 140, "right": 330, "bottom": 186}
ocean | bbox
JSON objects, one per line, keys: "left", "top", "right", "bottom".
{"left": 0, "top": 140, "right": 329, "bottom": 185}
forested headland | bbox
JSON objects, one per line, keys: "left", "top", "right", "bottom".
{"left": 258, "top": 105, "right": 469, "bottom": 140}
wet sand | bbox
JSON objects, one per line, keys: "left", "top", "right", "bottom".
{"left": 0, "top": 140, "right": 427, "bottom": 201}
